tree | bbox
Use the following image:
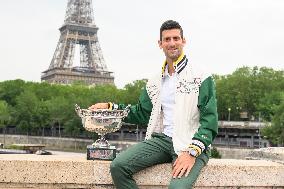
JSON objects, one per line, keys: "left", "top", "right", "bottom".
{"left": 121, "top": 79, "right": 147, "bottom": 104}
{"left": 46, "top": 97, "right": 69, "bottom": 137}
{"left": 215, "top": 66, "right": 283, "bottom": 121}
{"left": 211, "top": 147, "right": 222, "bottom": 159}
{"left": 32, "top": 100, "right": 50, "bottom": 137}
{"left": 12, "top": 90, "right": 39, "bottom": 135}
{"left": 0, "top": 100, "right": 10, "bottom": 145}
{"left": 0, "top": 100, "right": 10, "bottom": 126}
{"left": 257, "top": 91, "right": 282, "bottom": 121}
{"left": 262, "top": 94, "right": 284, "bottom": 145}
{"left": 0, "top": 79, "right": 26, "bottom": 106}
{"left": 0, "top": 66, "right": 282, "bottom": 145}
{"left": 91, "top": 84, "right": 120, "bottom": 103}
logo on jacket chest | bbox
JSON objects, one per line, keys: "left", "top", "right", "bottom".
{"left": 177, "top": 78, "right": 201, "bottom": 94}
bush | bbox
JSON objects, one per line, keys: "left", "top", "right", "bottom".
{"left": 211, "top": 147, "right": 222, "bottom": 158}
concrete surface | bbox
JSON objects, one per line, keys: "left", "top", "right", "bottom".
{"left": 246, "top": 147, "right": 284, "bottom": 164}
{"left": 0, "top": 150, "right": 283, "bottom": 188}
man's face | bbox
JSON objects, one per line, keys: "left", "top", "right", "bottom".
{"left": 159, "top": 29, "right": 186, "bottom": 62}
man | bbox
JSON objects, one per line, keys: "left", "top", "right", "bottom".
{"left": 89, "top": 20, "right": 218, "bottom": 189}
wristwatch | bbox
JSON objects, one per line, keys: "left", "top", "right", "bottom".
{"left": 188, "top": 148, "right": 198, "bottom": 157}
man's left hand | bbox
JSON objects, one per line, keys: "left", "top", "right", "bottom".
{"left": 172, "top": 152, "right": 196, "bottom": 178}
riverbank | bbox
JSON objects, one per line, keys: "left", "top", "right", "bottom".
{"left": 0, "top": 134, "right": 262, "bottom": 159}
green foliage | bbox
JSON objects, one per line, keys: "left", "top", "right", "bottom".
{"left": 0, "top": 100, "right": 10, "bottom": 127}
{"left": 215, "top": 66, "right": 283, "bottom": 121}
{"left": 12, "top": 89, "right": 40, "bottom": 133}
{"left": 257, "top": 91, "right": 282, "bottom": 121}
{"left": 0, "top": 79, "right": 144, "bottom": 137}
{"left": 215, "top": 66, "right": 283, "bottom": 145}
{"left": 121, "top": 79, "right": 147, "bottom": 104}
{"left": 210, "top": 147, "right": 222, "bottom": 159}
{"left": 0, "top": 66, "right": 283, "bottom": 145}
{"left": 0, "top": 79, "right": 25, "bottom": 106}
{"left": 6, "top": 144, "right": 24, "bottom": 150}
{"left": 261, "top": 94, "right": 284, "bottom": 145}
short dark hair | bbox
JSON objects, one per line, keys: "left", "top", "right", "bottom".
{"left": 160, "top": 20, "right": 183, "bottom": 41}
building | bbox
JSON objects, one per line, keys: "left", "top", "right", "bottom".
{"left": 214, "top": 121, "right": 270, "bottom": 148}
{"left": 41, "top": 0, "right": 114, "bottom": 85}
{"left": 108, "top": 121, "right": 271, "bottom": 148}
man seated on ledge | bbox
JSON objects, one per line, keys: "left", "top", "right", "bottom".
{"left": 89, "top": 20, "right": 218, "bottom": 189}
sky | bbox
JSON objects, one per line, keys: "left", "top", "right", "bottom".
{"left": 0, "top": 0, "right": 283, "bottom": 88}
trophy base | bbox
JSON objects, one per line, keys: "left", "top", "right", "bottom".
{"left": 87, "top": 145, "right": 116, "bottom": 161}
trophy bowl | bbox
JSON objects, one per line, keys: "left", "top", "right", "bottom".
{"left": 75, "top": 104, "right": 130, "bottom": 160}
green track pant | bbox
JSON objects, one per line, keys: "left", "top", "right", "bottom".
{"left": 110, "top": 133, "right": 209, "bottom": 189}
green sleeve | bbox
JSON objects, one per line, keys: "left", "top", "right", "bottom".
{"left": 193, "top": 76, "right": 218, "bottom": 148}
{"left": 117, "top": 88, "right": 153, "bottom": 125}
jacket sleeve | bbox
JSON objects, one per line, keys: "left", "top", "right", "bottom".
{"left": 112, "top": 87, "right": 153, "bottom": 125}
{"left": 189, "top": 76, "right": 218, "bottom": 156}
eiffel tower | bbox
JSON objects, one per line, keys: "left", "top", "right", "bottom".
{"left": 41, "top": 0, "right": 114, "bottom": 85}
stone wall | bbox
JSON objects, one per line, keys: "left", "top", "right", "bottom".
{"left": 216, "top": 147, "right": 252, "bottom": 159}
{"left": 0, "top": 135, "right": 254, "bottom": 159}
{"left": 0, "top": 134, "right": 90, "bottom": 150}
{"left": 0, "top": 151, "right": 283, "bottom": 189}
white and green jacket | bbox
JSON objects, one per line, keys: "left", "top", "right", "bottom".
{"left": 114, "top": 53, "right": 218, "bottom": 156}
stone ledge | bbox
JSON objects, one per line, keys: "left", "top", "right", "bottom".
{"left": 246, "top": 147, "right": 284, "bottom": 165}
{"left": 0, "top": 151, "right": 283, "bottom": 189}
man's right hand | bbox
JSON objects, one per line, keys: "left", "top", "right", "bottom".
{"left": 88, "top": 103, "right": 109, "bottom": 111}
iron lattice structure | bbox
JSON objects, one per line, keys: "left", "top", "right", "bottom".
{"left": 41, "top": 0, "right": 114, "bottom": 85}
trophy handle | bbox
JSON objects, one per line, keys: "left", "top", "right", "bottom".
{"left": 75, "top": 104, "right": 82, "bottom": 117}
{"left": 122, "top": 104, "right": 131, "bottom": 116}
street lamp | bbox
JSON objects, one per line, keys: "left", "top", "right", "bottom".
{"left": 228, "top": 108, "right": 231, "bottom": 121}
{"left": 256, "top": 129, "right": 261, "bottom": 148}
{"left": 258, "top": 128, "right": 261, "bottom": 148}
{"left": 258, "top": 112, "right": 262, "bottom": 148}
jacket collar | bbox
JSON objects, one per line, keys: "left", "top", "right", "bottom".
{"left": 161, "top": 52, "right": 188, "bottom": 78}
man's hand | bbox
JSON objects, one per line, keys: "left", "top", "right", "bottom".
{"left": 88, "top": 103, "right": 109, "bottom": 110}
{"left": 172, "top": 152, "right": 196, "bottom": 179}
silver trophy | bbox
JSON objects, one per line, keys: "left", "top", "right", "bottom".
{"left": 75, "top": 104, "right": 130, "bottom": 160}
